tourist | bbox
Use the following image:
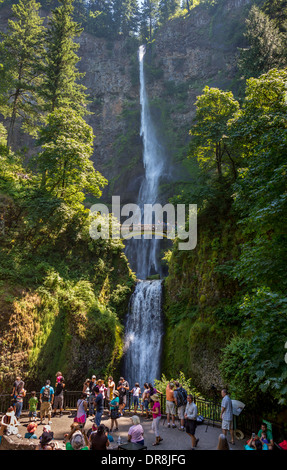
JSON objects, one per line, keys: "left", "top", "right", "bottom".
{"left": 131, "top": 382, "right": 141, "bottom": 413}
{"left": 142, "top": 383, "right": 151, "bottom": 418}
{"left": 55, "top": 371, "right": 63, "bottom": 385}
{"left": 28, "top": 391, "right": 38, "bottom": 422}
{"left": 88, "top": 375, "right": 97, "bottom": 416}
{"left": 150, "top": 393, "right": 163, "bottom": 446}
{"left": 64, "top": 421, "right": 81, "bottom": 445}
{"left": 107, "top": 376, "right": 115, "bottom": 406}
{"left": 245, "top": 436, "right": 264, "bottom": 451}
{"left": 53, "top": 376, "right": 65, "bottom": 417}
{"left": 83, "top": 378, "right": 90, "bottom": 398}
{"left": 217, "top": 433, "right": 230, "bottom": 450}
{"left": 149, "top": 382, "right": 162, "bottom": 398}
{"left": 39, "top": 380, "right": 54, "bottom": 425}
{"left": 11, "top": 376, "right": 24, "bottom": 403}
{"left": 14, "top": 382, "right": 26, "bottom": 419}
{"left": 117, "top": 376, "right": 129, "bottom": 415}
{"left": 66, "top": 430, "right": 89, "bottom": 450}
{"left": 98, "top": 379, "right": 107, "bottom": 401}
{"left": 184, "top": 394, "right": 199, "bottom": 449}
{"left": 127, "top": 415, "right": 144, "bottom": 446}
{"left": 74, "top": 392, "right": 88, "bottom": 427}
{"left": 166, "top": 382, "right": 176, "bottom": 428}
{"left": 89, "top": 424, "right": 109, "bottom": 450}
{"left": 94, "top": 386, "right": 104, "bottom": 427}
{"left": 36, "top": 430, "right": 58, "bottom": 450}
{"left": 0, "top": 407, "right": 19, "bottom": 444}
{"left": 220, "top": 389, "right": 235, "bottom": 445}
{"left": 110, "top": 390, "right": 120, "bottom": 432}
{"left": 257, "top": 423, "right": 274, "bottom": 449}
{"left": 24, "top": 422, "right": 38, "bottom": 439}
{"left": 174, "top": 381, "right": 187, "bottom": 431}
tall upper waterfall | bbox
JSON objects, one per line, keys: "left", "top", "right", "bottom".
{"left": 123, "top": 46, "right": 166, "bottom": 388}
{"left": 125, "top": 44, "right": 167, "bottom": 280}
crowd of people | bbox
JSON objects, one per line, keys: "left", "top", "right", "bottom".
{"left": 0, "top": 374, "right": 285, "bottom": 451}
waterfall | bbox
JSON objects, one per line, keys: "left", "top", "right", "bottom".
{"left": 123, "top": 280, "right": 164, "bottom": 388}
{"left": 123, "top": 46, "right": 166, "bottom": 388}
{"left": 125, "top": 44, "right": 167, "bottom": 280}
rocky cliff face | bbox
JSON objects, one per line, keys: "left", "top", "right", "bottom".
{"left": 0, "top": 0, "right": 253, "bottom": 205}
{"left": 77, "top": 0, "right": 253, "bottom": 206}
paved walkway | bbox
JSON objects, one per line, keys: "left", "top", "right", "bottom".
{"left": 13, "top": 410, "right": 245, "bottom": 451}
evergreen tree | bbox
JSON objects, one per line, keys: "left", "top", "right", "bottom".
{"left": 158, "top": 0, "right": 181, "bottom": 24}
{"left": 112, "top": 0, "right": 139, "bottom": 37}
{"left": 139, "top": 0, "right": 160, "bottom": 43}
{"left": 0, "top": 0, "right": 44, "bottom": 149}
{"left": 86, "top": 0, "right": 114, "bottom": 37}
{"left": 263, "top": 0, "right": 287, "bottom": 31}
{"left": 40, "top": 0, "right": 88, "bottom": 115}
{"left": 238, "top": 5, "right": 286, "bottom": 79}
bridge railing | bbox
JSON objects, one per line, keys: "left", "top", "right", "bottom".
{"left": 0, "top": 391, "right": 284, "bottom": 442}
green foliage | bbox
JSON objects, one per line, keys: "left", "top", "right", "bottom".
{"left": 189, "top": 86, "right": 241, "bottom": 180}
{"left": 238, "top": 5, "right": 286, "bottom": 79}
{"left": 231, "top": 69, "right": 287, "bottom": 291}
{"left": 0, "top": 0, "right": 44, "bottom": 147}
{"left": 221, "top": 288, "right": 287, "bottom": 405}
{"left": 36, "top": 107, "right": 107, "bottom": 208}
{"left": 40, "top": 0, "right": 88, "bottom": 115}
{"left": 154, "top": 371, "right": 202, "bottom": 398}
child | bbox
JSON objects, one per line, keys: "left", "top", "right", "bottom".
{"left": 28, "top": 391, "right": 38, "bottom": 422}
{"left": 131, "top": 383, "right": 141, "bottom": 413}
{"left": 55, "top": 371, "right": 63, "bottom": 385}
{"left": 260, "top": 431, "right": 270, "bottom": 450}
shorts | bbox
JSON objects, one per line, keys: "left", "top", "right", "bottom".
{"left": 177, "top": 406, "right": 185, "bottom": 420}
{"left": 29, "top": 411, "right": 37, "bottom": 418}
{"left": 143, "top": 399, "right": 149, "bottom": 410}
{"left": 119, "top": 395, "right": 127, "bottom": 405}
{"left": 185, "top": 419, "right": 197, "bottom": 436}
{"left": 40, "top": 401, "right": 52, "bottom": 418}
{"left": 133, "top": 397, "right": 139, "bottom": 407}
{"left": 222, "top": 419, "right": 233, "bottom": 431}
{"left": 54, "top": 395, "right": 64, "bottom": 409}
{"left": 166, "top": 400, "right": 175, "bottom": 415}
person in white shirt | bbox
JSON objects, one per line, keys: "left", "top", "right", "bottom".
{"left": 184, "top": 394, "right": 199, "bottom": 449}
{"left": 131, "top": 383, "right": 141, "bottom": 413}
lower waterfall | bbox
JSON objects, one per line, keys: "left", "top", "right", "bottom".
{"left": 123, "top": 280, "right": 164, "bottom": 388}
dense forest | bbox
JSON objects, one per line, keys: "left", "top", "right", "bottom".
{"left": 0, "top": 0, "right": 286, "bottom": 430}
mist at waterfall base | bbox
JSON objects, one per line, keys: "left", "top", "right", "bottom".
{"left": 123, "top": 46, "right": 166, "bottom": 389}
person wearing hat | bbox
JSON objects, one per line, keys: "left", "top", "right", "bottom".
{"left": 25, "top": 421, "right": 38, "bottom": 439}
{"left": 150, "top": 394, "right": 163, "bottom": 446}
{"left": 0, "top": 407, "right": 19, "bottom": 444}
{"left": 109, "top": 390, "right": 120, "bottom": 432}
{"left": 36, "top": 430, "right": 57, "bottom": 450}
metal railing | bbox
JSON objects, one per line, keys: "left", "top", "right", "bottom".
{"left": 0, "top": 391, "right": 284, "bottom": 441}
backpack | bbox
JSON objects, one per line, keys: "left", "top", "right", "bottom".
{"left": 42, "top": 386, "right": 51, "bottom": 402}
{"left": 176, "top": 387, "right": 187, "bottom": 407}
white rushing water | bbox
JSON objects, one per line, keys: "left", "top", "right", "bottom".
{"left": 125, "top": 44, "right": 167, "bottom": 280}
{"left": 123, "top": 280, "right": 164, "bottom": 388}
{"left": 123, "top": 46, "right": 166, "bottom": 388}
